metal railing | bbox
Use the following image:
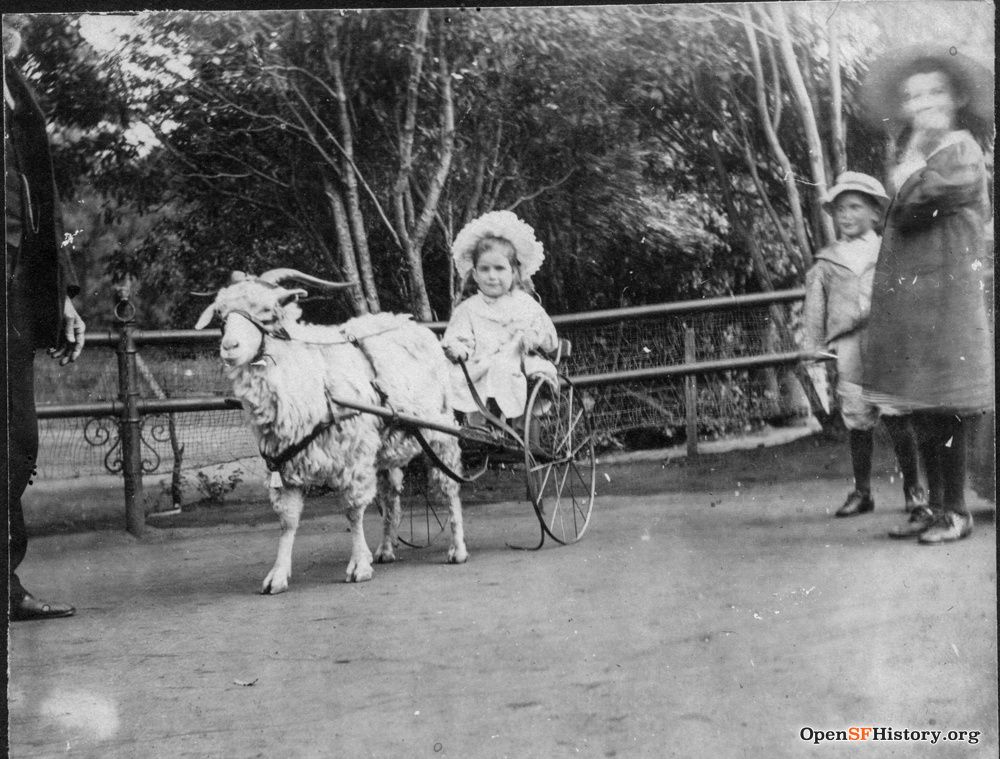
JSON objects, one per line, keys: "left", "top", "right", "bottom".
{"left": 37, "top": 288, "right": 813, "bottom": 535}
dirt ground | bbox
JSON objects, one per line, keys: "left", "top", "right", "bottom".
{"left": 6, "top": 433, "right": 997, "bottom": 758}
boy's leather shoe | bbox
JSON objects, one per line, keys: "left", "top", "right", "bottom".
{"left": 918, "top": 510, "right": 973, "bottom": 545}
{"left": 888, "top": 505, "right": 937, "bottom": 538}
{"left": 835, "top": 490, "right": 874, "bottom": 517}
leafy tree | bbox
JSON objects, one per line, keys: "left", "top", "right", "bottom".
{"left": 15, "top": 3, "right": 988, "bottom": 335}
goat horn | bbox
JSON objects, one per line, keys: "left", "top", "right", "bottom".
{"left": 230, "top": 270, "right": 251, "bottom": 284}
{"left": 189, "top": 290, "right": 216, "bottom": 297}
{"left": 257, "top": 267, "right": 360, "bottom": 290}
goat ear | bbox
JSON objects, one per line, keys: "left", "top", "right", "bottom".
{"left": 230, "top": 270, "right": 249, "bottom": 284}
{"left": 194, "top": 303, "right": 217, "bottom": 329}
{"left": 278, "top": 288, "right": 308, "bottom": 307}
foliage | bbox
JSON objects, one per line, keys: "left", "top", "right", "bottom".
{"left": 14, "top": 4, "right": 991, "bottom": 329}
{"left": 184, "top": 466, "right": 245, "bottom": 507}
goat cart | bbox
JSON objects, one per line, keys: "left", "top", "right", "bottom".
{"left": 325, "top": 339, "right": 597, "bottom": 551}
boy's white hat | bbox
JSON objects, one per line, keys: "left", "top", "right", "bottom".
{"left": 451, "top": 210, "right": 546, "bottom": 279}
{"left": 821, "top": 172, "right": 890, "bottom": 213}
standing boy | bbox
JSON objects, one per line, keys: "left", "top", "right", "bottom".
{"left": 803, "top": 172, "right": 925, "bottom": 518}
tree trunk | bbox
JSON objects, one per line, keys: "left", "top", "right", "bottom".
{"left": 768, "top": 5, "right": 835, "bottom": 246}
{"left": 464, "top": 153, "right": 488, "bottom": 227}
{"left": 828, "top": 15, "right": 847, "bottom": 177}
{"left": 706, "top": 128, "right": 832, "bottom": 426}
{"left": 324, "top": 177, "right": 369, "bottom": 315}
{"left": 730, "top": 93, "right": 805, "bottom": 276}
{"left": 324, "top": 41, "right": 380, "bottom": 313}
{"left": 741, "top": 9, "right": 813, "bottom": 269}
{"left": 135, "top": 354, "right": 184, "bottom": 509}
{"left": 392, "top": 9, "right": 433, "bottom": 320}
{"left": 408, "top": 34, "right": 456, "bottom": 316}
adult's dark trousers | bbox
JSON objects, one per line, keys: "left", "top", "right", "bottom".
{"left": 4, "top": 305, "right": 37, "bottom": 604}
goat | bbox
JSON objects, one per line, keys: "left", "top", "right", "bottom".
{"left": 194, "top": 269, "right": 468, "bottom": 593}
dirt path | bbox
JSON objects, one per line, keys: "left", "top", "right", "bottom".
{"left": 7, "top": 462, "right": 996, "bottom": 758}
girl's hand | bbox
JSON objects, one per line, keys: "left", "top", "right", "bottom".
{"left": 443, "top": 343, "right": 469, "bottom": 363}
{"left": 910, "top": 128, "right": 946, "bottom": 157}
{"left": 519, "top": 328, "right": 543, "bottom": 353}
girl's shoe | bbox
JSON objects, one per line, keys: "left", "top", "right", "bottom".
{"left": 888, "top": 505, "right": 937, "bottom": 538}
{"left": 918, "top": 510, "right": 973, "bottom": 545}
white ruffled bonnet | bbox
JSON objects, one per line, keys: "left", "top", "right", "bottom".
{"left": 451, "top": 210, "right": 546, "bottom": 279}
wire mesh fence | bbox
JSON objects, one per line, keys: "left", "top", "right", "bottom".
{"left": 556, "top": 302, "right": 809, "bottom": 439}
{"left": 32, "top": 294, "right": 814, "bottom": 487}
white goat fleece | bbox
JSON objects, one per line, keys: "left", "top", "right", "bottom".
{"left": 200, "top": 279, "right": 468, "bottom": 593}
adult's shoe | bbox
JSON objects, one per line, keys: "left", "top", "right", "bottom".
{"left": 10, "top": 593, "right": 75, "bottom": 621}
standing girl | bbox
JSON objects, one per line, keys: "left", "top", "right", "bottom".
{"left": 442, "top": 210, "right": 558, "bottom": 423}
{"left": 859, "top": 46, "right": 994, "bottom": 543}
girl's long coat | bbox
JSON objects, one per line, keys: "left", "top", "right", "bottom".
{"left": 443, "top": 290, "right": 558, "bottom": 418}
{"left": 861, "top": 132, "right": 994, "bottom": 413}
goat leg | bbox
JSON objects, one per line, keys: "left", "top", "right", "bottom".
{"left": 262, "top": 486, "right": 304, "bottom": 594}
{"left": 374, "top": 468, "right": 403, "bottom": 563}
{"left": 427, "top": 435, "right": 469, "bottom": 565}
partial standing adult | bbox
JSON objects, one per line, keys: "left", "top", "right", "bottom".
{"left": 858, "top": 46, "right": 994, "bottom": 544}
{"left": 4, "top": 19, "right": 85, "bottom": 619}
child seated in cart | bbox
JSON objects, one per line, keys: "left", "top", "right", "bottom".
{"left": 442, "top": 210, "right": 559, "bottom": 428}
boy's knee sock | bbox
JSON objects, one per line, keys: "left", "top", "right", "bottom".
{"left": 849, "top": 428, "right": 874, "bottom": 493}
{"left": 882, "top": 415, "right": 921, "bottom": 493}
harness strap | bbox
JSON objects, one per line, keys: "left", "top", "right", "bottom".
{"left": 261, "top": 409, "right": 359, "bottom": 473}
{"left": 246, "top": 318, "right": 479, "bottom": 484}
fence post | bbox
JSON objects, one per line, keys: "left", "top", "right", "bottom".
{"left": 684, "top": 326, "right": 698, "bottom": 457}
{"left": 114, "top": 292, "right": 145, "bottom": 536}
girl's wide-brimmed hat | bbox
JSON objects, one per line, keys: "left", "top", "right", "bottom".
{"left": 859, "top": 45, "right": 994, "bottom": 129}
{"left": 821, "top": 172, "right": 891, "bottom": 214}
{"left": 451, "top": 210, "right": 546, "bottom": 279}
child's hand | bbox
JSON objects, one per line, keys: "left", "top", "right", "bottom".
{"left": 443, "top": 343, "right": 469, "bottom": 363}
{"left": 518, "top": 329, "right": 542, "bottom": 353}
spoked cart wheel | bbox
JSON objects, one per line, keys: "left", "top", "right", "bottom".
{"left": 522, "top": 375, "right": 596, "bottom": 545}
{"left": 396, "top": 460, "right": 449, "bottom": 548}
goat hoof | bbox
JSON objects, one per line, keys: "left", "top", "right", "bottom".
{"left": 346, "top": 562, "right": 374, "bottom": 583}
{"left": 446, "top": 546, "right": 469, "bottom": 564}
{"left": 374, "top": 545, "right": 396, "bottom": 564}
{"left": 261, "top": 568, "right": 290, "bottom": 594}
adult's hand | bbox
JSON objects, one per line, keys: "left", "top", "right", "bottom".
{"left": 48, "top": 297, "right": 85, "bottom": 365}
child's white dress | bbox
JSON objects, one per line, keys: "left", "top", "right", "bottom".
{"left": 442, "top": 290, "right": 559, "bottom": 418}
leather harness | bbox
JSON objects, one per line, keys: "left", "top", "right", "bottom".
{"left": 223, "top": 310, "right": 478, "bottom": 485}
